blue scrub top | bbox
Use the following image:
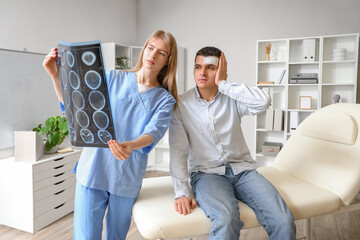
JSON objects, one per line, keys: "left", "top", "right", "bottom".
{"left": 74, "top": 71, "right": 176, "bottom": 198}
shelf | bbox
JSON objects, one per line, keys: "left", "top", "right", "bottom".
{"left": 323, "top": 34, "right": 359, "bottom": 61}
{"left": 288, "top": 84, "right": 318, "bottom": 86}
{"left": 289, "top": 62, "right": 319, "bottom": 65}
{"left": 322, "top": 83, "right": 355, "bottom": 86}
{"left": 255, "top": 33, "right": 358, "bottom": 164}
{"left": 257, "top": 84, "right": 285, "bottom": 87}
{"left": 255, "top": 152, "right": 276, "bottom": 158}
{"left": 258, "top": 61, "right": 286, "bottom": 64}
{"left": 257, "top": 40, "right": 287, "bottom": 62}
{"left": 256, "top": 128, "right": 284, "bottom": 132}
{"left": 287, "top": 109, "right": 316, "bottom": 112}
{"left": 323, "top": 60, "right": 356, "bottom": 64}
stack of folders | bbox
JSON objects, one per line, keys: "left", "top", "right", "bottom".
{"left": 290, "top": 73, "right": 318, "bottom": 84}
{"left": 265, "top": 109, "right": 284, "bottom": 131}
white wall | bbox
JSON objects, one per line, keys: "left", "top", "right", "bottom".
{"left": 0, "top": 0, "right": 137, "bottom": 156}
{"left": 0, "top": 0, "right": 359, "bottom": 156}
{"left": 136, "top": 0, "right": 360, "bottom": 155}
{"left": 0, "top": 0, "right": 137, "bottom": 53}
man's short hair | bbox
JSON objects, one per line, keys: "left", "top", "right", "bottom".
{"left": 195, "top": 46, "right": 222, "bottom": 62}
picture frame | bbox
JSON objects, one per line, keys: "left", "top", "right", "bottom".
{"left": 299, "top": 96, "right": 312, "bottom": 110}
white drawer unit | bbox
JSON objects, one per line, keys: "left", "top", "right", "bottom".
{"left": 0, "top": 149, "right": 81, "bottom": 233}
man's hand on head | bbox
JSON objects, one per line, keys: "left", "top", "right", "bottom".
{"left": 215, "top": 52, "right": 228, "bottom": 86}
{"left": 174, "top": 196, "right": 197, "bottom": 215}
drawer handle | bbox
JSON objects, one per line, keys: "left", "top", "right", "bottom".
{"left": 54, "top": 180, "right": 65, "bottom": 185}
{"left": 55, "top": 190, "right": 65, "bottom": 195}
{"left": 54, "top": 165, "right": 65, "bottom": 169}
{"left": 54, "top": 172, "right": 65, "bottom": 177}
{"left": 54, "top": 157, "right": 65, "bottom": 162}
{"left": 54, "top": 203, "right": 65, "bottom": 209}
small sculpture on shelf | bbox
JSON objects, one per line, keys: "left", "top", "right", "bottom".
{"left": 265, "top": 43, "right": 271, "bottom": 61}
{"left": 334, "top": 94, "right": 341, "bottom": 103}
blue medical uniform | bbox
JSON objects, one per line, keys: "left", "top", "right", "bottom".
{"left": 73, "top": 71, "right": 176, "bottom": 240}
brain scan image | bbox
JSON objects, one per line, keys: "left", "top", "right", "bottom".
{"left": 76, "top": 110, "right": 90, "bottom": 128}
{"left": 98, "top": 130, "right": 113, "bottom": 144}
{"left": 57, "top": 41, "right": 116, "bottom": 148}
{"left": 69, "top": 70, "right": 80, "bottom": 90}
{"left": 68, "top": 126, "right": 76, "bottom": 142}
{"left": 93, "top": 111, "right": 109, "bottom": 130}
{"left": 65, "top": 108, "right": 74, "bottom": 125}
{"left": 82, "top": 51, "right": 96, "bottom": 66}
{"left": 67, "top": 51, "right": 75, "bottom": 67}
{"left": 63, "top": 88, "right": 71, "bottom": 107}
{"left": 72, "top": 90, "right": 85, "bottom": 109}
{"left": 89, "top": 91, "right": 106, "bottom": 110}
{"left": 60, "top": 48, "right": 66, "bottom": 66}
{"left": 61, "top": 68, "right": 67, "bottom": 87}
{"left": 80, "top": 128, "right": 95, "bottom": 144}
{"left": 85, "top": 70, "right": 102, "bottom": 90}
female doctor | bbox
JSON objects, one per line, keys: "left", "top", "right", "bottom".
{"left": 43, "top": 30, "right": 178, "bottom": 240}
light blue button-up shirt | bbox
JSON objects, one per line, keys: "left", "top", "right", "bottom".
{"left": 75, "top": 71, "right": 176, "bottom": 197}
{"left": 169, "top": 80, "right": 270, "bottom": 199}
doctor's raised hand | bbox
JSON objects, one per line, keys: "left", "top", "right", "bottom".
{"left": 43, "top": 48, "right": 64, "bottom": 103}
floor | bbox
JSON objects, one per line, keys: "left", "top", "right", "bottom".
{"left": 1, "top": 171, "right": 360, "bottom": 240}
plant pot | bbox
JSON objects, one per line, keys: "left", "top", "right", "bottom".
{"left": 42, "top": 140, "right": 58, "bottom": 155}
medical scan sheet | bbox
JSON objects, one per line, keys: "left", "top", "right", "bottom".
{"left": 57, "top": 41, "right": 116, "bottom": 148}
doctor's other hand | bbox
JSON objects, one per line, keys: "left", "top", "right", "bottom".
{"left": 174, "top": 196, "right": 197, "bottom": 215}
{"left": 108, "top": 140, "right": 134, "bottom": 160}
{"left": 43, "top": 48, "right": 59, "bottom": 80}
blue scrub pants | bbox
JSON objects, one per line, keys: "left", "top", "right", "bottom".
{"left": 73, "top": 182, "right": 137, "bottom": 240}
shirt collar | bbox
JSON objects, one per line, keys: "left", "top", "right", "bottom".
{"left": 194, "top": 86, "right": 221, "bottom": 104}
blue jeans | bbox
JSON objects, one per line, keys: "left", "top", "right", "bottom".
{"left": 73, "top": 182, "right": 137, "bottom": 240}
{"left": 190, "top": 166, "right": 296, "bottom": 240}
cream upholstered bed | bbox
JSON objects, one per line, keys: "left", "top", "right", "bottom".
{"left": 133, "top": 103, "right": 360, "bottom": 240}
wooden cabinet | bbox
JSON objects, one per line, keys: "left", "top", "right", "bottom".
{"left": 0, "top": 150, "right": 81, "bottom": 233}
{"left": 254, "top": 33, "right": 359, "bottom": 166}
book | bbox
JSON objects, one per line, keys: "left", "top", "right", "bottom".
{"left": 265, "top": 109, "right": 274, "bottom": 131}
{"left": 258, "top": 81, "right": 274, "bottom": 84}
{"left": 273, "top": 109, "right": 284, "bottom": 131}
{"left": 277, "top": 69, "right": 286, "bottom": 84}
{"left": 57, "top": 40, "right": 116, "bottom": 148}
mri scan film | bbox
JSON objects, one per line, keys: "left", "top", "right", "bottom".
{"left": 57, "top": 41, "right": 116, "bottom": 148}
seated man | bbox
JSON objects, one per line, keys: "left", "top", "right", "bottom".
{"left": 169, "top": 46, "right": 296, "bottom": 240}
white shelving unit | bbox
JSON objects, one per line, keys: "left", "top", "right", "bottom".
{"left": 102, "top": 42, "right": 186, "bottom": 172}
{"left": 102, "top": 43, "right": 141, "bottom": 72}
{"left": 254, "top": 33, "right": 359, "bottom": 166}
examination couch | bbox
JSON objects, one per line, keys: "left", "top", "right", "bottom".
{"left": 133, "top": 103, "right": 360, "bottom": 240}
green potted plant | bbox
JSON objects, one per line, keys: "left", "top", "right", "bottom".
{"left": 116, "top": 56, "right": 130, "bottom": 69}
{"left": 32, "top": 116, "right": 69, "bottom": 153}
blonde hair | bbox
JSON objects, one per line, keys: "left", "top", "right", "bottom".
{"left": 131, "top": 30, "right": 178, "bottom": 107}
